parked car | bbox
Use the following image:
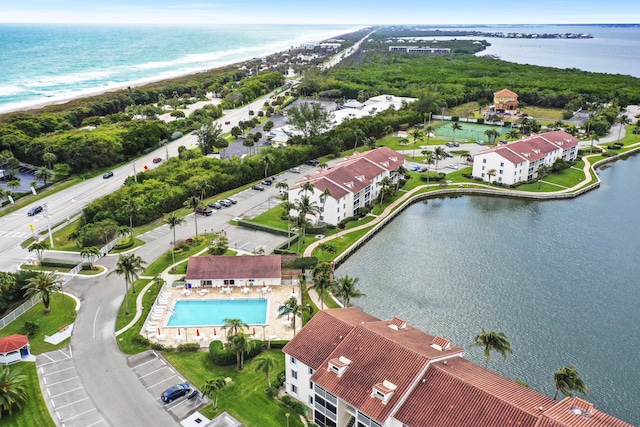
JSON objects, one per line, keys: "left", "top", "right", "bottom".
{"left": 305, "top": 159, "right": 320, "bottom": 166}
{"left": 195, "top": 207, "right": 213, "bottom": 216}
{"left": 476, "top": 140, "right": 485, "bottom": 145}
{"left": 220, "top": 199, "right": 232, "bottom": 207}
{"left": 452, "top": 141, "right": 460, "bottom": 147}
{"left": 261, "top": 179, "right": 272, "bottom": 186}
{"left": 208, "top": 202, "right": 222, "bottom": 209}
{"left": 443, "top": 152, "right": 454, "bottom": 158}
{"left": 445, "top": 142, "right": 455, "bottom": 147}
{"left": 289, "top": 167, "right": 301, "bottom": 173}
{"left": 466, "top": 156, "right": 474, "bottom": 163}
{"left": 103, "top": 171, "right": 114, "bottom": 179}
{"left": 410, "top": 165, "right": 421, "bottom": 172}
{"left": 224, "top": 121, "right": 231, "bottom": 125}
{"left": 500, "top": 139, "right": 508, "bottom": 144}
{"left": 27, "top": 205, "right": 43, "bottom": 216}
{"left": 153, "top": 157, "right": 162, "bottom": 164}
{"left": 252, "top": 185, "right": 265, "bottom": 191}
{"left": 227, "top": 197, "right": 237, "bottom": 204}
{"left": 161, "top": 383, "right": 191, "bottom": 403}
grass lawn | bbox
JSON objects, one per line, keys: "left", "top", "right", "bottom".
{"left": 115, "top": 278, "right": 160, "bottom": 354}
{"left": 0, "top": 294, "right": 77, "bottom": 355}
{"left": 163, "top": 350, "right": 305, "bottom": 427}
{"left": 2, "top": 363, "right": 56, "bottom": 427}
{"left": 520, "top": 106, "right": 564, "bottom": 121}
{"left": 247, "top": 205, "right": 289, "bottom": 229}
{"left": 144, "top": 237, "right": 210, "bottom": 277}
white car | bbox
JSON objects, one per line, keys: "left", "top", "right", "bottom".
{"left": 289, "top": 167, "right": 301, "bottom": 173}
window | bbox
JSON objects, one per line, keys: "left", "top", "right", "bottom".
{"left": 291, "top": 384, "right": 298, "bottom": 395}
{"left": 482, "top": 166, "right": 485, "bottom": 171}
{"left": 310, "top": 381, "right": 313, "bottom": 389}
{"left": 500, "top": 162, "right": 504, "bottom": 167}
{"left": 223, "top": 279, "right": 235, "bottom": 286}
{"left": 291, "top": 370, "right": 298, "bottom": 380}
{"left": 483, "top": 159, "right": 487, "bottom": 163}
{"left": 309, "top": 368, "right": 315, "bottom": 375}
{"left": 290, "top": 356, "right": 296, "bottom": 365}
{"left": 499, "top": 170, "right": 503, "bottom": 174}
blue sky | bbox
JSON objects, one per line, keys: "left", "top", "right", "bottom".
{"left": 2, "top": 0, "right": 638, "bottom": 24}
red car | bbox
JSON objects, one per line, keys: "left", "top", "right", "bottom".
{"left": 225, "top": 121, "right": 231, "bottom": 125}
{"left": 153, "top": 157, "right": 162, "bottom": 164}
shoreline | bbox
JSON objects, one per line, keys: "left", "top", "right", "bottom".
{"left": 0, "top": 25, "right": 368, "bottom": 116}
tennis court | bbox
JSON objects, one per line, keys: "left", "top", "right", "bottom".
{"left": 433, "top": 121, "right": 510, "bottom": 142}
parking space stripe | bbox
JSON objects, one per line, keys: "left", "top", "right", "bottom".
{"left": 61, "top": 407, "right": 97, "bottom": 422}
{"left": 138, "top": 367, "right": 167, "bottom": 379}
{"left": 146, "top": 376, "right": 178, "bottom": 390}
{"left": 132, "top": 357, "right": 159, "bottom": 369}
{"left": 49, "top": 386, "right": 84, "bottom": 398}
{"left": 54, "top": 397, "right": 89, "bottom": 410}
{"left": 44, "top": 365, "right": 75, "bottom": 375}
{"left": 45, "top": 376, "right": 79, "bottom": 387}
{"left": 85, "top": 419, "right": 106, "bottom": 427}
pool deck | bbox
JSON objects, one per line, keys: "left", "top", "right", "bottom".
{"left": 142, "top": 284, "right": 301, "bottom": 347}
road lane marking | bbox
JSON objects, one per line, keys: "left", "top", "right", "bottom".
{"left": 93, "top": 306, "right": 100, "bottom": 339}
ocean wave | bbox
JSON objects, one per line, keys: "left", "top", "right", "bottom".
{"left": 0, "top": 85, "right": 25, "bottom": 97}
{"left": 21, "top": 69, "right": 116, "bottom": 88}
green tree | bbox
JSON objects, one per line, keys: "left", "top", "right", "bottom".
{"left": 617, "top": 114, "right": 631, "bottom": 143}
{"left": 294, "top": 213, "right": 312, "bottom": 254}
{"left": 223, "top": 318, "right": 248, "bottom": 337}
{"left": 451, "top": 122, "right": 463, "bottom": 144}
{"left": 0, "top": 367, "right": 28, "bottom": 417}
{"left": 35, "top": 166, "right": 54, "bottom": 185}
{"left": 433, "top": 146, "right": 446, "bottom": 172}
{"left": 80, "top": 246, "right": 101, "bottom": 270}
{"left": 184, "top": 195, "right": 202, "bottom": 238}
{"left": 312, "top": 262, "right": 333, "bottom": 310}
{"left": 332, "top": 275, "right": 366, "bottom": 307}
{"left": 42, "top": 151, "right": 57, "bottom": 170}
{"left": 317, "top": 242, "right": 337, "bottom": 261}
{"left": 393, "top": 165, "right": 408, "bottom": 193}
{"left": 201, "top": 377, "right": 227, "bottom": 409}
{"left": 253, "top": 355, "right": 276, "bottom": 388}
{"left": 278, "top": 296, "right": 312, "bottom": 336}
{"left": 424, "top": 125, "right": 435, "bottom": 146}
{"left": 505, "top": 129, "right": 520, "bottom": 140}
{"left": 484, "top": 128, "right": 500, "bottom": 144}
{"left": 537, "top": 164, "right": 552, "bottom": 188}
{"left": 194, "top": 120, "right": 223, "bottom": 155}
{"left": 286, "top": 102, "right": 333, "bottom": 138}
{"left": 352, "top": 128, "right": 366, "bottom": 152}
{"left": 263, "top": 120, "right": 274, "bottom": 133}
{"left": 470, "top": 328, "right": 513, "bottom": 367}
{"left": 377, "top": 176, "right": 394, "bottom": 205}
{"left": 22, "top": 272, "right": 62, "bottom": 313}
{"left": 554, "top": 365, "right": 588, "bottom": 400}
{"left": 166, "top": 213, "right": 186, "bottom": 250}
{"left": 319, "top": 188, "right": 332, "bottom": 222}
{"left": 410, "top": 128, "right": 424, "bottom": 159}
{"left": 486, "top": 168, "right": 497, "bottom": 184}
{"left": 226, "top": 332, "right": 255, "bottom": 370}
{"left": 0, "top": 272, "right": 16, "bottom": 293}
{"left": 121, "top": 198, "right": 140, "bottom": 229}
{"left": 28, "top": 240, "right": 49, "bottom": 265}
{"left": 108, "top": 253, "right": 147, "bottom": 315}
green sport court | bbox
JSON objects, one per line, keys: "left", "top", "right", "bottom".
{"left": 432, "top": 121, "right": 511, "bottom": 142}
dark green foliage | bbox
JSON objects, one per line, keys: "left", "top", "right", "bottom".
{"left": 133, "top": 334, "right": 151, "bottom": 346}
{"left": 420, "top": 172, "right": 446, "bottom": 182}
{"left": 280, "top": 394, "right": 308, "bottom": 416}
{"left": 0, "top": 271, "right": 38, "bottom": 315}
{"left": 284, "top": 257, "right": 318, "bottom": 270}
{"left": 177, "top": 343, "right": 201, "bottom": 352}
{"left": 21, "top": 321, "right": 40, "bottom": 336}
{"left": 305, "top": 224, "right": 327, "bottom": 235}
{"left": 40, "top": 259, "right": 92, "bottom": 270}
{"left": 238, "top": 219, "right": 290, "bottom": 236}
{"left": 208, "top": 339, "right": 262, "bottom": 366}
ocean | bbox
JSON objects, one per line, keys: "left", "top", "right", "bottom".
{"left": 1, "top": 24, "right": 638, "bottom": 114}
{"left": 0, "top": 23, "right": 361, "bottom": 113}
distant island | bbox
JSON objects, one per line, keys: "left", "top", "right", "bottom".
{"left": 415, "top": 29, "right": 594, "bottom": 39}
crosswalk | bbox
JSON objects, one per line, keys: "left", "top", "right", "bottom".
{"left": 0, "top": 230, "right": 32, "bottom": 239}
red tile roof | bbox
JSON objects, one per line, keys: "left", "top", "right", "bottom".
{"left": 541, "top": 397, "right": 632, "bottom": 427}
{"left": 185, "top": 255, "right": 281, "bottom": 281}
{"left": 0, "top": 334, "right": 29, "bottom": 353}
{"left": 494, "top": 88, "right": 519, "bottom": 98}
{"left": 282, "top": 308, "right": 379, "bottom": 370}
{"left": 478, "top": 131, "right": 579, "bottom": 164}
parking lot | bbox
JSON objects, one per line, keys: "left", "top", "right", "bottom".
{"left": 37, "top": 347, "right": 108, "bottom": 427}
{"left": 128, "top": 350, "right": 207, "bottom": 421}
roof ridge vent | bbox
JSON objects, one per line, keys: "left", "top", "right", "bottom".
{"left": 387, "top": 317, "right": 407, "bottom": 330}
{"left": 430, "top": 336, "right": 451, "bottom": 351}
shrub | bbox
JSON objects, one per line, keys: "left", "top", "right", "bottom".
{"left": 451, "top": 116, "right": 460, "bottom": 122}
{"left": 150, "top": 342, "right": 166, "bottom": 351}
{"left": 133, "top": 334, "right": 151, "bottom": 346}
{"left": 208, "top": 339, "right": 263, "bottom": 366}
{"left": 41, "top": 258, "right": 92, "bottom": 270}
{"left": 177, "top": 343, "right": 200, "bottom": 352}
{"left": 21, "top": 321, "right": 40, "bottom": 337}
{"left": 476, "top": 118, "right": 485, "bottom": 124}
{"left": 113, "top": 238, "right": 135, "bottom": 250}
{"left": 419, "top": 172, "right": 446, "bottom": 182}
{"left": 358, "top": 206, "right": 372, "bottom": 217}
{"left": 285, "top": 257, "right": 318, "bottom": 270}
{"left": 306, "top": 224, "right": 327, "bottom": 235}
{"left": 238, "top": 219, "right": 289, "bottom": 236}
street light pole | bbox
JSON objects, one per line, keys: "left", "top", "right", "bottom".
{"left": 285, "top": 413, "right": 290, "bottom": 427}
{"left": 42, "top": 203, "right": 54, "bottom": 248}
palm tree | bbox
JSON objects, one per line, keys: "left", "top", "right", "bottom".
{"left": 319, "top": 188, "right": 332, "bottom": 222}
{"left": 458, "top": 150, "right": 471, "bottom": 164}
{"left": 262, "top": 153, "right": 273, "bottom": 179}
{"left": 223, "top": 318, "right": 248, "bottom": 337}
{"left": 275, "top": 181, "right": 289, "bottom": 197}
{"left": 0, "top": 367, "right": 28, "bottom": 416}
{"left": 554, "top": 365, "right": 588, "bottom": 400}
{"left": 278, "top": 296, "right": 313, "bottom": 336}
{"left": 486, "top": 169, "right": 497, "bottom": 184}
{"left": 617, "top": 114, "right": 631, "bottom": 143}
{"left": 253, "top": 355, "right": 276, "bottom": 388}
{"left": 7, "top": 179, "right": 20, "bottom": 192}
{"left": 312, "top": 262, "right": 333, "bottom": 309}
{"left": 333, "top": 275, "right": 366, "bottom": 307}
{"left": 353, "top": 128, "right": 366, "bottom": 151}
{"left": 433, "top": 147, "right": 446, "bottom": 172}
{"left": 108, "top": 253, "right": 147, "bottom": 315}
{"left": 505, "top": 129, "right": 520, "bottom": 140}
{"left": 80, "top": 246, "right": 101, "bottom": 270}
{"left": 184, "top": 195, "right": 202, "bottom": 238}
{"left": 317, "top": 242, "right": 337, "bottom": 261}
{"left": 0, "top": 187, "right": 9, "bottom": 209}
{"left": 393, "top": 165, "right": 408, "bottom": 193}
{"left": 537, "top": 164, "right": 552, "bottom": 189}
{"left": 22, "top": 272, "right": 62, "bottom": 313}
{"left": 42, "top": 151, "right": 57, "bottom": 170}
{"left": 201, "top": 377, "right": 227, "bottom": 409}
{"left": 294, "top": 213, "right": 312, "bottom": 254}
{"left": 226, "top": 332, "right": 255, "bottom": 370}
{"left": 410, "top": 129, "right": 424, "bottom": 159}
{"left": 166, "top": 213, "right": 186, "bottom": 248}
{"left": 484, "top": 129, "right": 500, "bottom": 144}
{"left": 424, "top": 125, "right": 435, "bottom": 146}
{"left": 121, "top": 198, "right": 140, "bottom": 229}
{"left": 0, "top": 271, "right": 16, "bottom": 292}
{"left": 194, "top": 179, "right": 210, "bottom": 202}
{"left": 117, "top": 226, "right": 131, "bottom": 242}
{"left": 294, "top": 195, "right": 320, "bottom": 225}
{"left": 35, "top": 167, "right": 54, "bottom": 185}
{"left": 377, "top": 176, "right": 394, "bottom": 205}
{"left": 470, "top": 328, "right": 513, "bottom": 367}
{"left": 301, "top": 181, "right": 315, "bottom": 196}
{"left": 451, "top": 122, "right": 463, "bottom": 144}
{"left": 28, "top": 240, "right": 49, "bottom": 264}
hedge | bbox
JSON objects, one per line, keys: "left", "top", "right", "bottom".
{"left": 237, "top": 219, "right": 289, "bottom": 236}
{"left": 284, "top": 257, "right": 318, "bottom": 270}
{"left": 420, "top": 172, "right": 446, "bottom": 182}
{"left": 208, "top": 339, "right": 263, "bottom": 366}
{"left": 41, "top": 258, "right": 91, "bottom": 270}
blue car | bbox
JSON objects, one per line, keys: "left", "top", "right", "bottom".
{"left": 161, "top": 383, "right": 190, "bottom": 403}
{"left": 410, "top": 165, "right": 421, "bottom": 171}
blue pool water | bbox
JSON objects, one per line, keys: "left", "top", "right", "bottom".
{"left": 166, "top": 299, "right": 268, "bottom": 327}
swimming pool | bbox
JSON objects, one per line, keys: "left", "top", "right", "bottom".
{"left": 166, "top": 299, "right": 268, "bottom": 327}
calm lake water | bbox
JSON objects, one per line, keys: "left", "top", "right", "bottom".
{"left": 335, "top": 153, "right": 640, "bottom": 424}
